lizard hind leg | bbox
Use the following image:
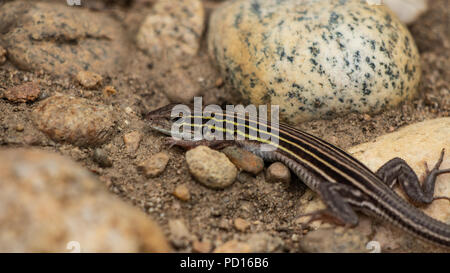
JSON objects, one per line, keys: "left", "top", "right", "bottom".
{"left": 375, "top": 148, "right": 450, "bottom": 205}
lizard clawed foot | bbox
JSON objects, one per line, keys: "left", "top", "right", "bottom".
{"left": 424, "top": 148, "right": 450, "bottom": 176}
{"left": 424, "top": 148, "right": 450, "bottom": 203}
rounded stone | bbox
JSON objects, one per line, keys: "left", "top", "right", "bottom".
{"left": 0, "top": 1, "right": 126, "bottom": 77}
{"left": 0, "top": 148, "right": 170, "bottom": 252}
{"left": 93, "top": 148, "right": 113, "bottom": 168}
{"left": 221, "top": 146, "right": 264, "bottom": 175}
{"left": 76, "top": 71, "right": 103, "bottom": 89}
{"left": 233, "top": 218, "right": 251, "bottom": 232}
{"left": 266, "top": 162, "right": 291, "bottom": 184}
{"left": 173, "top": 184, "right": 191, "bottom": 201}
{"left": 32, "top": 94, "right": 116, "bottom": 147}
{"left": 136, "top": 0, "right": 204, "bottom": 59}
{"left": 208, "top": 0, "right": 421, "bottom": 123}
{"left": 138, "top": 152, "right": 170, "bottom": 178}
{"left": 185, "top": 146, "right": 238, "bottom": 189}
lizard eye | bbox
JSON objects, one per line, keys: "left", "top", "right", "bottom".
{"left": 171, "top": 112, "right": 185, "bottom": 122}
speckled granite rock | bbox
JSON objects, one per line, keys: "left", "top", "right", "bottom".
{"left": 208, "top": 0, "right": 421, "bottom": 123}
{"left": 136, "top": 0, "right": 204, "bottom": 60}
{"left": 0, "top": 148, "right": 170, "bottom": 252}
{"left": 33, "top": 94, "right": 117, "bottom": 147}
{"left": 0, "top": 1, "right": 126, "bottom": 76}
{"left": 349, "top": 117, "right": 450, "bottom": 252}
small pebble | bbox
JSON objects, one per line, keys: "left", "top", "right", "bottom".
{"left": 76, "top": 71, "right": 102, "bottom": 89}
{"left": 221, "top": 146, "right": 264, "bottom": 175}
{"left": 93, "top": 148, "right": 112, "bottom": 168}
{"left": 168, "top": 219, "right": 191, "bottom": 239}
{"left": 0, "top": 45, "right": 6, "bottom": 64}
{"left": 363, "top": 114, "right": 372, "bottom": 121}
{"left": 3, "top": 82, "right": 41, "bottom": 103}
{"left": 218, "top": 218, "right": 230, "bottom": 230}
{"left": 213, "top": 240, "right": 251, "bottom": 253}
{"left": 124, "top": 106, "right": 134, "bottom": 115}
{"left": 233, "top": 218, "right": 250, "bottom": 232}
{"left": 192, "top": 239, "right": 212, "bottom": 253}
{"left": 214, "top": 77, "right": 224, "bottom": 87}
{"left": 103, "top": 85, "right": 117, "bottom": 96}
{"left": 266, "top": 162, "right": 291, "bottom": 185}
{"left": 138, "top": 152, "right": 170, "bottom": 178}
{"left": 123, "top": 131, "right": 142, "bottom": 153}
{"left": 173, "top": 184, "right": 190, "bottom": 201}
{"left": 185, "top": 146, "right": 237, "bottom": 189}
{"left": 15, "top": 124, "right": 24, "bottom": 132}
{"left": 168, "top": 218, "right": 191, "bottom": 248}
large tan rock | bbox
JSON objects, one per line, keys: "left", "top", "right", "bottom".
{"left": 0, "top": 148, "right": 171, "bottom": 252}
{"left": 349, "top": 117, "right": 450, "bottom": 252}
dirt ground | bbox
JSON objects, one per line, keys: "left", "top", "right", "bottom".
{"left": 0, "top": 0, "right": 449, "bottom": 252}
